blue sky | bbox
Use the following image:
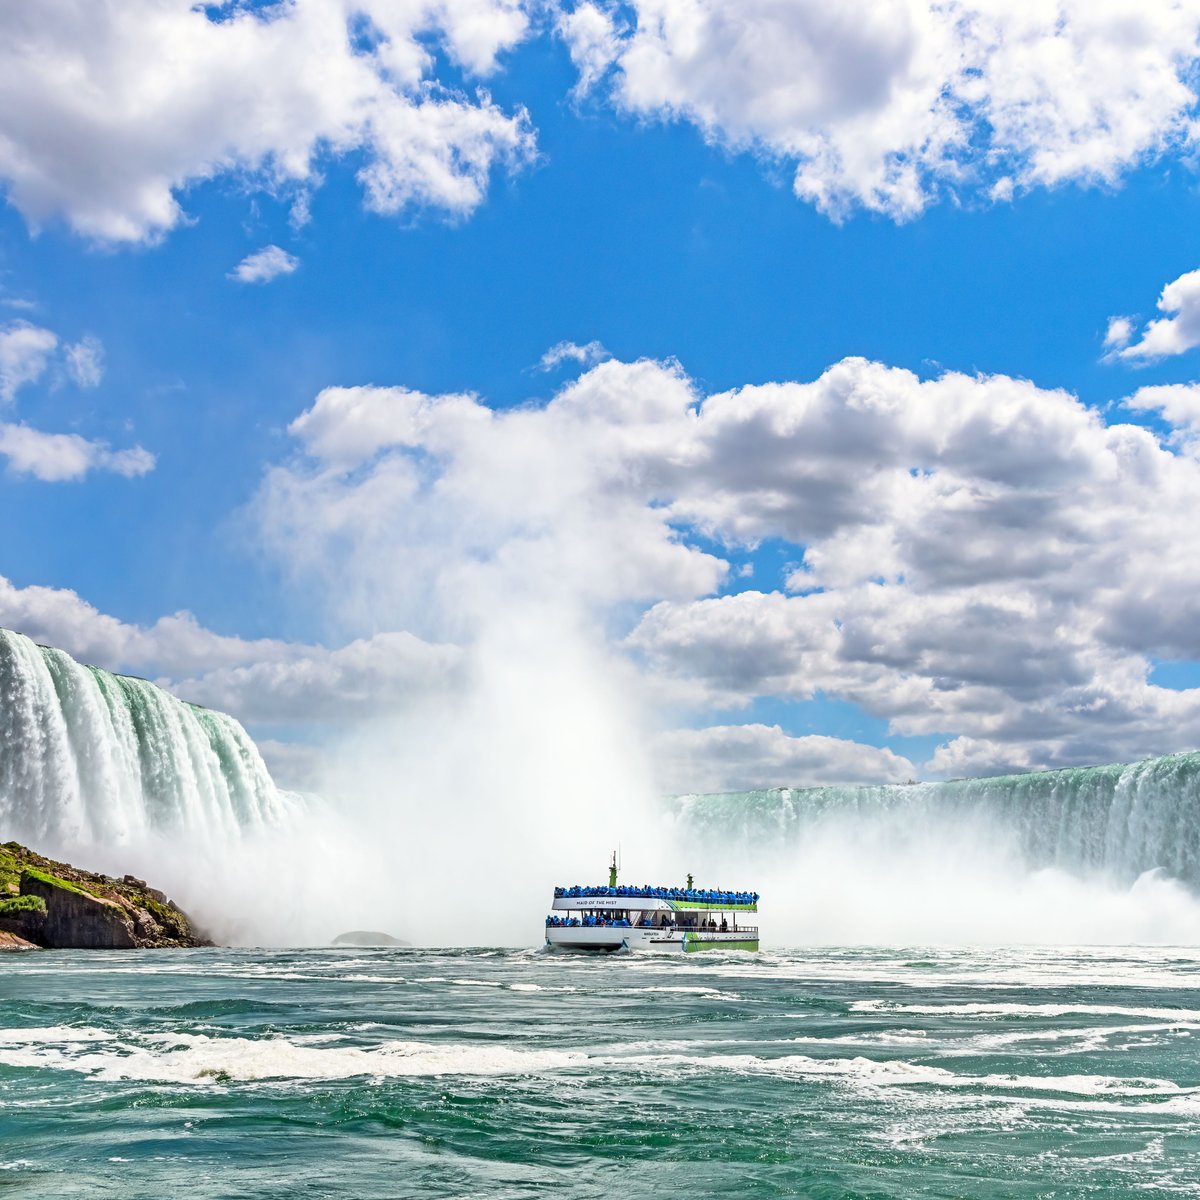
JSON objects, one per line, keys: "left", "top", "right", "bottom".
{"left": 7, "top": 1, "right": 1200, "bottom": 791}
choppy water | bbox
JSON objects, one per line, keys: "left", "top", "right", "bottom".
{"left": 3, "top": 946, "right": 1200, "bottom": 1198}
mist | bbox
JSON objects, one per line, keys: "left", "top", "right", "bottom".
{"left": 189, "top": 619, "right": 676, "bottom": 945}
{"left": 672, "top": 794, "right": 1200, "bottom": 947}
{"left": 217, "top": 372, "right": 1200, "bottom": 949}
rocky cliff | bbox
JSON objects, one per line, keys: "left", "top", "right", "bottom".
{"left": 0, "top": 842, "right": 210, "bottom": 950}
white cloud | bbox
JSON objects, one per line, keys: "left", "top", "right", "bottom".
{"left": 175, "top": 631, "right": 463, "bottom": 723}
{"left": 1, "top": 323, "right": 107, "bottom": 398}
{"left": 0, "top": 321, "right": 58, "bottom": 402}
{"left": 16, "top": 347, "right": 1200, "bottom": 788}
{"left": 258, "top": 361, "right": 728, "bottom": 637}
{"left": 0, "top": 574, "right": 461, "bottom": 730}
{"left": 538, "top": 339, "right": 612, "bottom": 371}
{"left": 286, "top": 383, "right": 483, "bottom": 469}
{"left": 254, "top": 354, "right": 1200, "bottom": 779}
{"left": 1103, "top": 315, "right": 1135, "bottom": 350}
{"left": 1116, "top": 267, "right": 1200, "bottom": 360}
{"left": 558, "top": 3, "right": 623, "bottom": 96}
{"left": 652, "top": 724, "right": 916, "bottom": 793}
{"left": 0, "top": 324, "right": 137, "bottom": 481}
{"left": 1126, "top": 382, "right": 1200, "bottom": 438}
{"left": 229, "top": 245, "right": 300, "bottom": 285}
{"left": 1123, "top": 382, "right": 1200, "bottom": 469}
{"left": 64, "top": 335, "right": 104, "bottom": 388}
{"left": 0, "top": 423, "right": 153, "bottom": 482}
{"left": 0, "top": 574, "right": 284, "bottom": 674}
{"left": 0, "top": 0, "right": 535, "bottom": 244}
{"left": 561, "top": 0, "right": 1200, "bottom": 221}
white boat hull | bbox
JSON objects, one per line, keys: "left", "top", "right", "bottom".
{"left": 544, "top": 925, "right": 758, "bottom": 954}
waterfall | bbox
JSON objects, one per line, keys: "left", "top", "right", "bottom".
{"left": 675, "top": 753, "right": 1200, "bottom": 888}
{"left": 0, "top": 627, "right": 293, "bottom": 850}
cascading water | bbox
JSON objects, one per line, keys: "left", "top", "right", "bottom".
{"left": 0, "top": 627, "right": 292, "bottom": 850}
{"left": 674, "top": 754, "right": 1200, "bottom": 887}
{"left": 672, "top": 756, "right": 1200, "bottom": 943}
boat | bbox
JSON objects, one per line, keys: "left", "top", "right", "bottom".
{"left": 544, "top": 853, "right": 760, "bottom": 953}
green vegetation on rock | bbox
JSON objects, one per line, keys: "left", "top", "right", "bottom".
{"left": 0, "top": 843, "right": 22, "bottom": 895}
{"left": 21, "top": 866, "right": 92, "bottom": 898}
{"left": 0, "top": 841, "right": 212, "bottom": 950}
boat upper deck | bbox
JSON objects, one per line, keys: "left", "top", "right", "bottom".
{"left": 553, "top": 884, "right": 758, "bottom": 912}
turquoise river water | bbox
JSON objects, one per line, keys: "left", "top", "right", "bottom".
{"left": 3, "top": 946, "right": 1200, "bottom": 1198}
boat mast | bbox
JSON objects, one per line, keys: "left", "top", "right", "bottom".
{"left": 609, "top": 850, "right": 618, "bottom": 888}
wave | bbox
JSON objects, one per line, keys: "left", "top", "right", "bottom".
{"left": 4, "top": 1024, "right": 1197, "bottom": 1106}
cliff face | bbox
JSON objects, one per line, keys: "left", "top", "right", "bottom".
{"left": 0, "top": 842, "right": 210, "bottom": 950}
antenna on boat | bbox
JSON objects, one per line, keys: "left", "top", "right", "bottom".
{"left": 609, "top": 849, "right": 618, "bottom": 888}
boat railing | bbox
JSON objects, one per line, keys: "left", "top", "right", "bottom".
{"left": 653, "top": 923, "right": 759, "bottom": 935}
{"left": 554, "top": 886, "right": 759, "bottom": 905}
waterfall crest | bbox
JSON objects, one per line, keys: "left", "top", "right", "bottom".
{"left": 677, "top": 753, "right": 1200, "bottom": 887}
{"left": 0, "top": 627, "right": 292, "bottom": 849}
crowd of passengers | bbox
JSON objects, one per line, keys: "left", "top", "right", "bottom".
{"left": 546, "top": 915, "right": 632, "bottom": 928}
{"left": 546, "top": 913, "right": 737, "bottom": 931}
{"left": 553, "top": 884, "right": 759, "bottom": 904}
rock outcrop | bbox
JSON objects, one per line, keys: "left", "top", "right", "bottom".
{"left": 331, "top": 930, "right": 410, "bottom": 947}
{"left": 0, "top": 842, "right": 210, "bottom": 949}
{"left": 0, "top": 928, "right": 38, "bottom": 951}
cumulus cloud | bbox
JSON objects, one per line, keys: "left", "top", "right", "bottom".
{"left": 1115, "top": 267, "right": 1200, "bottom": 360}
{"left": 1125, "top": 382, "right": 1200, "bottom": 442}
{"left": 538, "top": 339, "right": 611, "bottom": 371}
{"left": 228, "top": 245, "right": 300, "bottom": 285}
{"left": 258, "top": 361, "right": 729, "bottom": 640}
{"left": 175, "top": 632, "right": 463, "bottom": 723}
{"left": 286, "top": 383, "right": 483, "bottom": 469}
{"left": 0, "top": 322, "right": 144, "bottom": 480}
{"left": 14, "top": 349, "right": 1200, "bottom": 787}
{"left": 0, "top": 574, "right": 461, "bottom": 731}
{"left": 254, "top": 354, "right": 1200, "bottom": 781}
{"left": 0, "top": 574, "right": 286, "bottom": 675}
{"left": 561, "top": 0, "right": 1200, "bottom": 221}
{"left": 0, "top": 322, "right": 58, "bottom": 402}
{"left": 0, "top": 0, "right": 535, "bottom": 243}
{"left": 1103, "top": 315, "right": 1135, "bottom": 351}
{"left": 652, "top": 724, "right": 916, "bottom": 793}
{"left": 0, "top": 425, "right": 153, "bottom": 481}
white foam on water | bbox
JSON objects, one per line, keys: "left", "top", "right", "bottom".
{"left": 962, "top": 1020, "right": 1200, "bottom": 1051}
{"left": 615, "top": 947, "right": 1200, "bottom": 990}
{"left": 0, "top": 1026, "right": 113, "bottom": 1045}
{"left": 852, "top": 1000, "right": 1200, "bottom": 1019}
{"left": 628, "top": 985, "right": 742, "bottom": 1000}
{"left": 613, "top": 1048, "right": 1200, "bottom": 1101}
{"left": 0, "top": 1030, "right": 589, "bottom": 1084}
{"left": 790, "top": 1029, "right": 934, "bottom": 1047}
{"left": 796, "top": 1020, "right": 1200, "bottom": 1056}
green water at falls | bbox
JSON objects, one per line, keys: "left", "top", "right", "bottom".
{"left": 677, "top": 752, "right": 1200, "bottom": 887}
